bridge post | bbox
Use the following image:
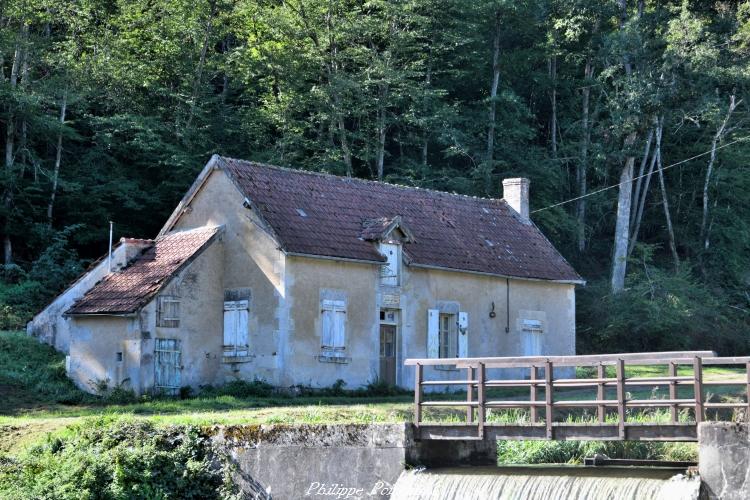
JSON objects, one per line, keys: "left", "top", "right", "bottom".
{"left": 596, "top": 364, "right": 605, "bottom": 423}
{"left": 746, "top": 361, "right": 750, "bottom": 420}
{"left": 616, "top": 358, "right": 625, "bottom": 440}
{"left": 694, "top": 356, "right": 703, "bottom": 424}
{"left": 545, "top": 360, "right": 553, "bottom": 439}
{"left": 669, "top": 362, "right": 678, "bottom": 423}
{"left": 530, "top": 365, "right": 538, "bottom": 423}
{"left": 466, "top": 367, "right": 474, "bottom": 423}
{"left": 414, "top": 363, "right": 422, "bottom": 425}
{"left": 477, "top": 362, "right": 486, "bottom": 439}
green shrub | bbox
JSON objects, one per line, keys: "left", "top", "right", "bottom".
{"left": 0, "top": 418, "right": 238, "bottom": 499}
{"left": 206, "top": 379, "right": 274, "bottom": 398}
{"left": 0, "top": 331, "right": 94, "bottom": 412}
{"left": 497, "top": 439, "right": 697, "bottom": 465}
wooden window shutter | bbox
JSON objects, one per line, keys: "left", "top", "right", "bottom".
{"left": 427, "top": 309, "right": 440, "bottom": 358}
{"left": 458, "top": 311, "right": 469, "bottom": 358}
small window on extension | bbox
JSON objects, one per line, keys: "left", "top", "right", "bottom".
{"left": 157, "top": 296, "right": 180, "bottom": 328}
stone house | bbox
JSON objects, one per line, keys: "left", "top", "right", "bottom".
{"left": 27, "top": 155, "right": 583, "bottom": 395}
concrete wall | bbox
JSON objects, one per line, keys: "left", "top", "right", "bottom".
{"left": 26, "top": 240, "right": 149, "bottom": 354}
{"left": 699, "top": 422, "right": 750, "bottom": 499}
{"left": 211, "top": 424, "right": 413, "bottom": 499}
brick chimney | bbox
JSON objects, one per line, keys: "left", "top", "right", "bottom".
{"left": 502, "top": 178, "right": 530, "bottom": 224}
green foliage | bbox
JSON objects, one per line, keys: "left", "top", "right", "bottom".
{"left": 0, "top": 418, "right": 236, "bottom": 499}
{"left": 0, "top": 0, "right": 749, "bottom": 355}
{"left": 497, "top": 439, "right": 696, "bottom": 465}
{"left": 0, "top": 331, "right": 91, "bottom": 411}
{"left": 577, "top": 250, "right": 750, "bottom": 354}
{"left": 202, "top": 379, "right": 275, "bottom": 399}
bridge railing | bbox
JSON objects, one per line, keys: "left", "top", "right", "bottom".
{"left": 405, "top": 352, "right": 750, "bottom": 440}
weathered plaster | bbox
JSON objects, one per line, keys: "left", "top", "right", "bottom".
{"left": 26, "top": 240, "right": 149, "bottom": 353}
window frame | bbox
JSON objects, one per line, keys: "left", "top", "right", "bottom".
{"left": 321, "top": 299, "right": 347, "bottom": 351}
{"left": 379, "top": 243, "right": 401, "bottom": 286}
{"left": 156, "top": 296, "right": 180, "bottom": 328}
{"left": 438, "top": 312, "right": 458, "bottom": 359}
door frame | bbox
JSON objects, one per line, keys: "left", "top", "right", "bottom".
{"left": 379, "top": 309, "right": 400, "bottom": 386}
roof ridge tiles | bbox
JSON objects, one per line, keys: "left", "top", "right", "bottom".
{"left": 217, "top": 155, "right": 508, "bottom": 204}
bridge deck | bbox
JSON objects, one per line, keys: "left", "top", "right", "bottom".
{"left": 406, "top": 351, "right": 750, "bottom": 442}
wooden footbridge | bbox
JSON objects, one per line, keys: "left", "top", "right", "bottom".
{"left": 405, "top": 352, "right": 750, "bottom": 442}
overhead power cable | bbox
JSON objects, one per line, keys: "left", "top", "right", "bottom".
{"left": 531, "top": 135, "right": 750, "bottom": 214}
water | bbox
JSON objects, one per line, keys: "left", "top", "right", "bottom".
{"left": 390, "top": 465, "right": 701, "bottom": 500}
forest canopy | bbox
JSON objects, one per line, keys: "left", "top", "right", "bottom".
{"left": 1, "top": 0, "right": 749, "bottom": 354}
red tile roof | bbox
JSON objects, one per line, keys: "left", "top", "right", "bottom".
{"left": 220, "top": 157, "right": 581, "bottom": 282}
{"left": 66, "top": 226, "right": 222, "bottom": 315}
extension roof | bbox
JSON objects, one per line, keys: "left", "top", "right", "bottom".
{"left": 207, "top": 156, "right": 581, "bottom": 283}
{"left": 66, "top": 226, "right": 222, "bottom": 315}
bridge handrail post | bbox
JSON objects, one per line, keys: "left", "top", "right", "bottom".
{"left": 694, "top": 356, "right": 703, "bottom": 424}
{"left": 616, "top": 358, "right": 625, "bottom": 440}
{"left": 669, "top": 362, "right": 678, "bottom": 423}
{"left": 746, "top": 361, "right": 750, "bottom": 421}
{"left": 545, "top": 360, "right": 553, "bottom": 439}
{"left": 414, "top": 363, "right": 423, "bottom": 426}
{"left": 477, "top": 362, "right": 486, "bottom": 439}
{"left": 530, "top": 365, "right": 538, "bottom": 423}
{"left": 466, "top": 366, "right": 474, "bottom": 423}
{"left": 597, "top": 363, "right": 605, "bottom": 423}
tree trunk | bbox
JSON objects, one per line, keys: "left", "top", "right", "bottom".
{"left": 611, "top": 133, "right": 637, "bottom": 293}
{"left": 185, "top": 0, "right": 217, "bottom": 132}
{"left": 549, "top": 56, "right": 557, "bottom": 158}
{"left": 630, "top": 127, "right": 654, "bottom": 227}
{"left": 611, "top": 0, "right": 637, "bottom": 293}
{"left": 3, "top": 25, "right": 23, "bottom": 266}
{"left": 421, "top": 45, "right": 432, "bottom": 167}
{"left": 700, "top": 94, "right": 739, "bottom": 251}
{"left": 576, "top": 58, "right": 593, "bottom": 253}
{"left": 628, "top": 125, "right": 658, "bottom": 256}
{"left": 375, "top": 83, "right": 388, "bottom": 180}
{"left": 486, "top": 10, "right": 501, "bottom": 162}
{"left": 654, "top": 118, "right": 679, "bottom": 270}
{"left": 47, "top": 89, "right": 68, "bottom": 225}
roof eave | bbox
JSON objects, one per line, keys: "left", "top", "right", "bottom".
{"left": 408, "top": 262, "right": 586, "bottom": 285}
{"left": 285, "top": 250, "right": 386, "bottom": 265}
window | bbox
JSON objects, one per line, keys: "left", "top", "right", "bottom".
{"left": 379, "top": 243, "right": 400, "bottom": 286}
{"left": 157, "top": 296, "right": 180, "bottom": 328}
{"left": 427, "top": 309, "right": 468, "bottom": 361}
{"left": 521, "top": 318, "right": 543, "bottom": 356}
{"left": 321, "top": 299, "right": 346, "bottom": 351}
{"left": 223, "top": 299, "right": 249, "bottom": 357}
{"left": 439, "top": 313, "right": 458, "bottom": 358}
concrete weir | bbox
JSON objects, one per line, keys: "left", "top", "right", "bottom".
{"left": 209, "top": 422, "right": 750, "bottom": 499}
{"left": 210, "top": 424, "right": 413, "bottom": 499}
{"left": 209, "top": 423, "right": 497, "bottom": 499}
